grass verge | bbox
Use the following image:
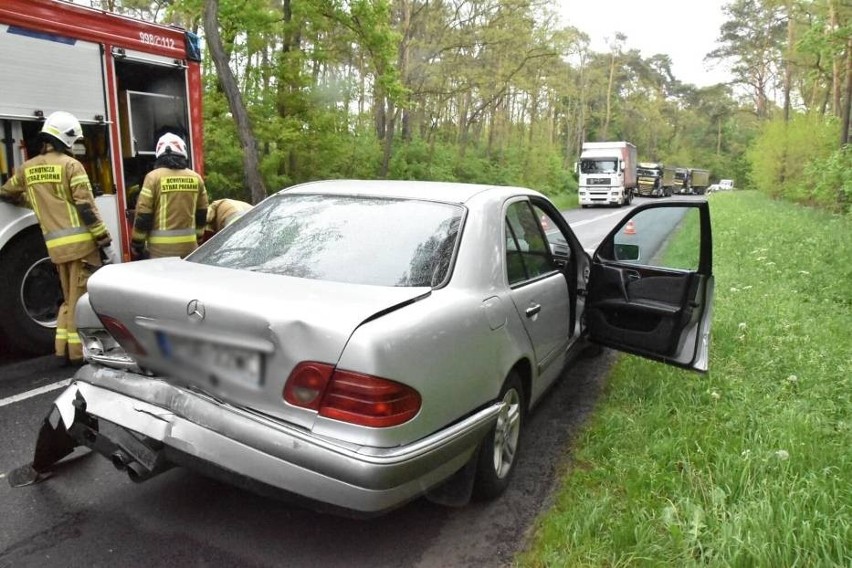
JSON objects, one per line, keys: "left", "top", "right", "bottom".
{"left": 550, "top": 191, "right": 579, "bottom": 211}
{"left": 518, "top": 191, "right": 851, "bottom": 567}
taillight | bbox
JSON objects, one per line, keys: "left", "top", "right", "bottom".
{"left": 98, "top": 315, "right": 147, "bottom": 356}
{"left": 283, "top": 364, "right": 421, "bottom": 427}
{"left": 283, "top": 362, "right": 334, "bottom": 410}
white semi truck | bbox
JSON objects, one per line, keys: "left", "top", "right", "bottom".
{"left": 577, "top": 141, "right": 638, "bottom": 208}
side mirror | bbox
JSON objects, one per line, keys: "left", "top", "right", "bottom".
{"left": 614, "top": 243, "right": 640, "bottom": 262}
{"left": 550, "top": 242, "right": 570, "bottom": 258}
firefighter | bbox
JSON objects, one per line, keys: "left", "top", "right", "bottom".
{"left": 131, "top": 133, "right": 208, "bottom": 259}
{"left": 0, "top": 111, "right": 118, "bottom": 364}
{"left": 203, "top": 198, "right": 252, "bottom": 240}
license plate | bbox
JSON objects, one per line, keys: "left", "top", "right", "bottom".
{"left": 157, "top": 332, "right": 262, "bottom": 385}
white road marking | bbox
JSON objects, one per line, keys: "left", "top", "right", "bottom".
{"left": 0, "top": 379, "right": 71, "bottom": 409}
{"left": 569, "top": 208, "right": 629, "bottom": 228}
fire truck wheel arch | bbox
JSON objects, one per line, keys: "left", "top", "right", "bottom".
{"left": 0, "top": 228, "right": 59, "bottom": 356}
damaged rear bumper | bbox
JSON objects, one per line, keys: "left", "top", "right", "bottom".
{"left": 25, "top": 364, "right": 501, "bottom": 514}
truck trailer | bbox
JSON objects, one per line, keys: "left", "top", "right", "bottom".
{"left": 0, "top": 0, "right": 204, "bottom": 356}
{"left": 636, "top": 162, "right": 675, "bottom": 197}
{"left": 689, "top": 168, "right": 710, "bottom": 194}
{"left": 577, "top": 141, "right": 638, "bottom": 207}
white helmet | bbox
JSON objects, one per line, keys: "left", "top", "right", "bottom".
{"left": 155, "top": 133, "right": 188, "bottom": 159}
{"left": 41, "top": 111, "right": 83, "bottom": 149}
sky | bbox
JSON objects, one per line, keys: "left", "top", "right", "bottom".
{"left": 557, "top": 0, "right": 733, "bottom": 87}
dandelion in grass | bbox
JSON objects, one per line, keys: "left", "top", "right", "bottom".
{"left": 775, "top": 450, "right": 790, "bottom": 461}
{"left": 786, "top": 375, "right": 798, "bottom": 383}
{"left": 710, "top": 391, "right": 721, "bottom": 401}
{"left": 738, "top": 322, "right": 747, "bottom": 330}
{"left": 742, "top": 285, "right": 753, "bottom": 290}
{"left": 730, "top": 287, "right": 739, "bottom": 293}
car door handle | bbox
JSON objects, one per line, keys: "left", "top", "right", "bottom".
{"left": 625, "top": 270, "right": 640, "bottom": 282}
{"left": 525, "top": 303, "right": 541, "bottom": 318}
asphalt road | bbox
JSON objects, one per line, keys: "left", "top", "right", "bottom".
{"left": 0, "top": 196, "right": 680, "bottom": 567}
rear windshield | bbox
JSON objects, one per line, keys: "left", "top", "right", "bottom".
{"left": 189, "top": 194, "right": 463, "bottom": 287}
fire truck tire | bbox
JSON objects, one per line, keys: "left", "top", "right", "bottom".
{"left": 0, "top": 229, "right": 60, "bottom": 357}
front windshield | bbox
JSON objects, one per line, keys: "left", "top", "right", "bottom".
{"left": 675, "top": 171, "right": 687, "bottom": 180}
{"left": 580, "top": 159, "right": 618, "bottom": 174}
{"left": 190, "top": 194, "right": 464, "bottom": 288}
{"left": 637, "top": 168, "right": 658, "bottom": 177}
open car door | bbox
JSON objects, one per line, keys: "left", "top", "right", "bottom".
{"left": 587, "top": 201, "right": 714, "bottom": 372}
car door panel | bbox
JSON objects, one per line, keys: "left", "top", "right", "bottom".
{"left": 509, "top": 273, "right": 572, "bottom": 372}
{"left": 588, "top": 264, "right": 694, "bottom": 356}
{"left": 588, "top": 201, "right": 713, "bottom": 372}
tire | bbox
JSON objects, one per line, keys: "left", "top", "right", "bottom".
{"left": 473, "top": 371, "right": 525, "bottom": 501}
{"left": 0, "top": 229, "right": 61, "bottom": 356}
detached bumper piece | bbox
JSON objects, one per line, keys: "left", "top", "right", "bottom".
{"left": 8, "top": 388, "right": 171, "bottom": 488}
{"left": 8, "top": 365, "right": 501, "bottom": 514}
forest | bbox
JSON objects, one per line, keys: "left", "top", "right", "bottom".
{"left": 93, "top": 0, "right": 851, "bottom": 212}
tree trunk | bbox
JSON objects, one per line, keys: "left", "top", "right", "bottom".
{"left": 783, "top": 1, "right": 794, "bottom": 123}
{"left": 380, "top": 101, "right": 396, "bottom": 178}
{"left": 841, "top": 37, "right": 852, "bottom": 146}
{"left": 602, "top": 50, "right": 616, "bottom": 140}
{"left": 398, "top": 0, "right": 412, "bottom": 142}
{"left": 374, "top": 83, "right": 386, "bottom": 141}
{"left": 831, "top": 2, "right": 842, "bottom": 116}
{"left": 717, "top": 117, "right": 722, "bottom": 155}
{"left": 203, "top": 0, "right": 267, "bottom": 203}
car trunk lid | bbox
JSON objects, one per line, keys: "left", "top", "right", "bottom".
{"left": 86, "top": 258, "right": 430, "bottom": 427}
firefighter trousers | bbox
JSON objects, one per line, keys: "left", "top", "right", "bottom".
{"left": 55, "top": 250, "right": 100, "bottom": 362}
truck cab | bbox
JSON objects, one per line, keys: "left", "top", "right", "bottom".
{"left": 577, "top": 141, "right": 638, "bottom": 208}
{"left": 636, "top": 162, "right": 674, "bottom": 198}
{"left": 673, "top": 168, "right": 690, "bottom": 194}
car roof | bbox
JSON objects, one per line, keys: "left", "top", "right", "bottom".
{"left": 275, "top": 179, "right": 541, "bottom": 204}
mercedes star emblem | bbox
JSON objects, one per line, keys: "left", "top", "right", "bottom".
{"left": 186, "top": 299, "right": 206, "bottom": 322}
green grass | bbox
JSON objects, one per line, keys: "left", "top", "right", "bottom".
{"left": 518, "top": 191, "right": 851, "bottom": 567}
{"left": 550, "top": 191, "right": 579, "bottom": 211}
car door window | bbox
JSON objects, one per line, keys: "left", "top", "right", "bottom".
{"left": 532, "top": 205, "right": 571, "bottom": 260}
{"left": 604, "top": 206, "right": 701, "bottom": 271}
{"left": 505, "top": 201, "right": 556, "bottom": 285}
{"left": 588, "top": 202, "right": 713, "bottom": 372}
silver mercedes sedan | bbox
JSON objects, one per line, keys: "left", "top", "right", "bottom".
{"left": 10, "top": 180, "right": 714, "bottom": 515}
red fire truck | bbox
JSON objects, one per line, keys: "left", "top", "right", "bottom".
{"left": 0, "top": 0, "right": 204, "bottom": 356}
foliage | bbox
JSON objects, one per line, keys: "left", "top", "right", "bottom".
{"left": 746, "top": 114, "right": 838, "bottom": 200}
{"left": 94, "top": 0, "right": 849, "bottom": 212}
{"left": 518, "top": 191, "right": 852, "bottom": 566}
{"left": 98, "top": 0, "right": 775, "bottom": 202}
{"left": 803, "top": 145, "right": 852, "bottom": 214}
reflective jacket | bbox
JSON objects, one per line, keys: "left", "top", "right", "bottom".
{"left": 132, "top": 167, "right": 208, "bottom": 258}
{"left": 0, "top": 151, "right": 110, "bottom": 264}
{"left": 206, "top": 198, "right": 252, "bottom": 234}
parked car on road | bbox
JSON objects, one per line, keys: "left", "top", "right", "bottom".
{"left": 10, "top": 180, "right": 715, "bottom": 515}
